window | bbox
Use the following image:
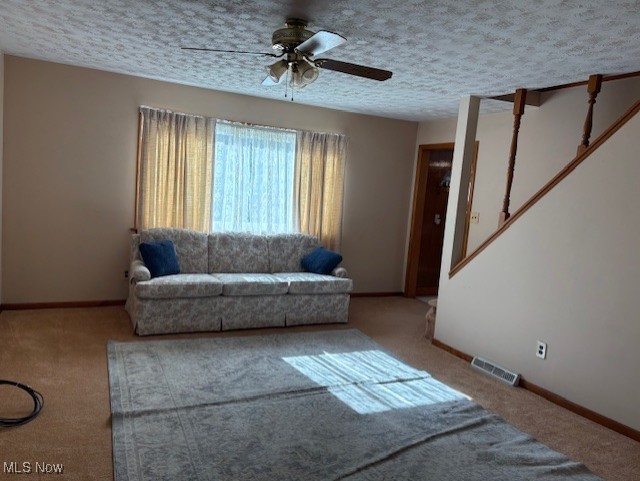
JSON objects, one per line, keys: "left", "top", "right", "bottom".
{"left": 212, "top": 122, "right": 296, "bottom": 234}
{"left": 136, "top": 106, "right": 348, "bottom": 249}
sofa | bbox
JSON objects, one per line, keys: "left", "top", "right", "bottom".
{"left": 125, "top": 228, "right": 352, "bottom": 335}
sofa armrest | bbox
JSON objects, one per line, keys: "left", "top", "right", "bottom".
{"left": 331, "top": 267, "right": 348, "bottom": 278}
{"left": 130, "top": 259, "right": 151, "bottom": 283}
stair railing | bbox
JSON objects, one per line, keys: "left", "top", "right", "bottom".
{"left": 499, "top": 88, "right": 527, "bottom": 226}
{"left": 450, "top": 77, "right": 640, "bottom": 278}
{"left": 577, "top": 74, "right": 603, "bottom": 155}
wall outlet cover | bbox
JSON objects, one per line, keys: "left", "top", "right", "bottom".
{"left": 536, "top": 340, "right": 547, "bottom": 359}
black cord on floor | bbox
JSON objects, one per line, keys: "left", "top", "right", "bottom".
{"left": 0, "top": 379, "right": 44, "bottom": 427}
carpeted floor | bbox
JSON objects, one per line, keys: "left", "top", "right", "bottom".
{"left": 0, "top": 297, "right": 639, "bottom": 480}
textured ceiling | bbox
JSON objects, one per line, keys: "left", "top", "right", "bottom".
{"left": 0, "top": 0, "right": 639, "bottom": 121}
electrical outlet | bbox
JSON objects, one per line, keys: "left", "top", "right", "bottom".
{"left": 470, "top": 212, "right": 480, "bottom": 224}
{"left": 124, "top": 270, "right": 129, "bottom": 279}
{"left": 536, "top": 341, "right": 547, "bottom": 359}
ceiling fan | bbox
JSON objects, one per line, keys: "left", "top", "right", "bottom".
{"left": 182, "top": 18, "right": 393, "bottom": 91}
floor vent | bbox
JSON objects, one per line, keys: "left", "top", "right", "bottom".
{"left": 471, "top": 356, "right": 520, "bottom": 386}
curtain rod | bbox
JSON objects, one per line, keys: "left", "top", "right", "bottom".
{"left": 217, "top": 119, "right": 297, "bottom": 134}
{"left": 139, "top": 105, "right": 346, "bottom": 138}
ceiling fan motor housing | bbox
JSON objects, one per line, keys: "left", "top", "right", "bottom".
{"left": 272, "top": 18, "right": 314, "bottom": 51}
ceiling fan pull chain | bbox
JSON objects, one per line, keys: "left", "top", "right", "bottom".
{"left": 284, "top": 66, "right": 289, "bottom": 98}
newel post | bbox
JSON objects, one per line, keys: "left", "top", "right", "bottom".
{"left": 577, "top": 74, "right": 603, "bottom": 155}
{"left": 499, "top": 88, "right": 527, "bottom": 226}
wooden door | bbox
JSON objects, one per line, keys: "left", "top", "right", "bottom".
{"left": 416, "top": 148, "right": 452, "bottom": 294}
{"left": 405, "top": 142, "right": 478, "bottom": 297}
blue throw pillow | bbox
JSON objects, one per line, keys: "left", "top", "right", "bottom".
{"left": 139, "top": 240, "right": 181, "bottom": 278}
{"left": 301, "top": 247, "right": 343, "bottom": 275}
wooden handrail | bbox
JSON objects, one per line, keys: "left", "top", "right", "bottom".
{"left": 450, "top": 97, "right": 640, "bottom": 278}
{"left": 538, "top": 69, "right": 640, "bottom": 93}
{"left": 490, "top": 71, "right": 640, "bottom": 105}
{"left": 577, "top": 74, "right": 603, "bottom": 155}
{"left": 499, "top": 88, "right": 527, "bottom": 226}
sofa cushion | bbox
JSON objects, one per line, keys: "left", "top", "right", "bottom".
{"left": 215, "top": 273, "right": 289, "bottom": 296}
{"left": 131, "top": 234, "right": 142, "bottom": 261}
{"left": 135, "top": 274, "right": 223, "bottom": 299}
{"left": 268, "top": 234, "right": 319, "bottom": 273}
{"left": 140, "top": 228, "right": 208, "bottom": 274}
{"left": 301, "top": 247, "right": 343, "bottom": 275}
{"left": 273, "top": 273, "right": 353, "bottom": 294}
{"left": 208, "top": 233, "right": 270, "bottom": 273}
{"left": 139, "top": 240, "right": 181, "bottom": 278}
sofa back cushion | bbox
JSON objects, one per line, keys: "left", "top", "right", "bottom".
{"left": 268, "top": 234, "right": 319, "bottom": 273}
{"left": 208, "top": 233, "right": 270, "bottom": 273}
{"left": 139, "top": 228, "right": 208, "bottom": 273}
{"left": 131, "top": 234, "right": 142, "bottom": 261}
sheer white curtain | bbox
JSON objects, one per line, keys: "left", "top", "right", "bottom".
{"left": 212, "top": 122, "right": 297, "bottom": 233}
{"left": 294, "top": 131, "right": 348, "bottom": 250}
{"left": 136, "top": 107, "right": 214, "bottom": 231}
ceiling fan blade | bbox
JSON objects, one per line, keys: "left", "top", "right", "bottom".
{"left": 296, "top": 31, "right": 346, "bottom": 56}
{"left": 181, "top": 47, "right": 278, "bottom": 58}
{"left": 315, "top": 59, "right": 393, "bottom": 81}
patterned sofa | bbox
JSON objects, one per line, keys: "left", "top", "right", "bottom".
{"left": 125, "top": 228, "right": 352, "bottom": 335}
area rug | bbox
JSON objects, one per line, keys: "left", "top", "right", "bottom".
{"left": 108, "top": 329, "right": 601, "bottom": 481}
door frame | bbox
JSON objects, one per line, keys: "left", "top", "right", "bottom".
{"left": 404, "top": 142, "right": 479, "bottom": 297}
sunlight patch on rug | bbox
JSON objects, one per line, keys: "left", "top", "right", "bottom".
{"left": 283, "top": 350, "right": 468, "bottom": 414}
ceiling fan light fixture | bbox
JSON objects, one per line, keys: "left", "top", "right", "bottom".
{"left": 268, "top": 59, "right": 289, "bottom": 82}
{"left": 291, "top": 59, "right": 319, "bottom": 87}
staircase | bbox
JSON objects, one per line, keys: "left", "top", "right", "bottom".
{"left": 433, "top": 90, "right": 640, "bottom": 440}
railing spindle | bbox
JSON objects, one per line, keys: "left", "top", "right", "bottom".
{"left": 499, "top": 88, "right": 527, "bottom": 226}
{"left": 577, "top": 74, "right": 603, "bottom": 155}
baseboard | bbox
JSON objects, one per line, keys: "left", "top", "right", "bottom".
{"left": 350, "top": 292, "right": 404, "bottom": 297}
{"left": 0, "top": 299, "right": 126, "bottom": 311}
{"left": 431, "top": 338, "right": 473, "bottom": 362}
{"left": 415, "top": 287, "right": 438, "bottom": 296}
{"left": 432, "top": 337, "right": 640, "bottom": 443}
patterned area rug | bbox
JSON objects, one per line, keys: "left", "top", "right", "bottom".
{"left": 108, "top": 329, "right": 601, "bottom": 481}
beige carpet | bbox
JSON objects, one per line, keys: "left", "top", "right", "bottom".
{"left": 0, "top": 297, "right": 638, "bottom": 480}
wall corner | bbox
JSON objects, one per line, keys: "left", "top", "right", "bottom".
{"left": 439, "top": 96, "right": 480, "bottom": 284}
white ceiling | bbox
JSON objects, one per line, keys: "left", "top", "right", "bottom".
{"left": 0, "top": 0, "right": 639, "bottom": 121}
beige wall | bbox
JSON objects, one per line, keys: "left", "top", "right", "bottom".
{"left": 435, "top": 111, "right": 640, "bottom": 430}
{"left": 2, "top": 56, "right": 417, "bottom": 303}
{"left": 416, "top": 77, "right": 640, "bottom": 253}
